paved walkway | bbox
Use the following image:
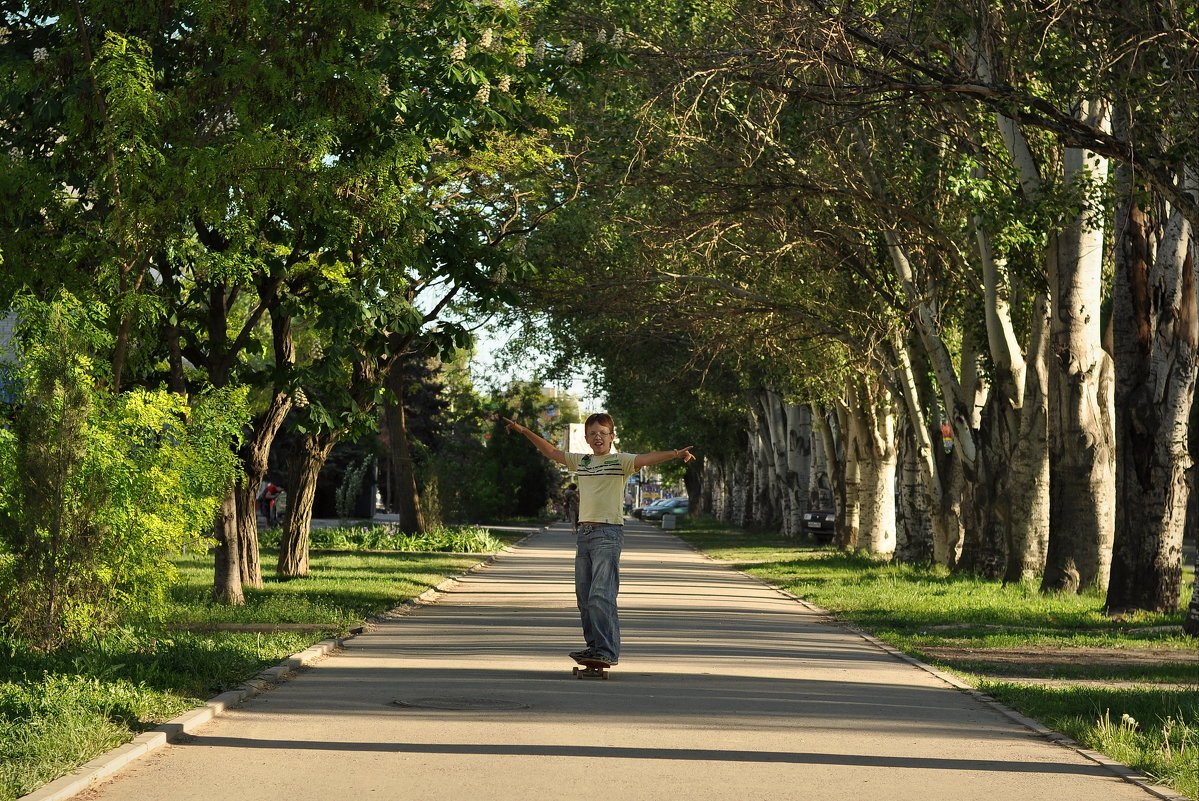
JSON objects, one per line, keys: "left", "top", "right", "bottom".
{"left": 74, "top": 522, "right": 1166, "bottom": 801}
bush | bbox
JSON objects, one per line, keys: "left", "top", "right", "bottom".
{"left": 259, "top": 523, "right": 506, "bottom": 553}
{"left": 0, "top": 296, "right": 246, "bottom": 649}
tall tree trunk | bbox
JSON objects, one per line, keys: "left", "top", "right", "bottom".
{"left": 809, "top": 415, "right": 833, "bottom": 510}
{"left": 954, "top": 332, "right": 993, "bottom": 576}
{"left": 1004, "top": 294, "right": 1052, "bottom": 583}
{"left": 277, "top": 431, "right": 338, "bottom": 578}
{"left": 386, "top": 369, "right": 427, "bottom": 535}
{"left": 970, "top": 37, "right": 1114, "bottom": 594}
{"left": 891, "top": 335, "right": 962, "bottom": 566}
{"left": 234, "top": 479, "right": 262, "bottom": 587}
{"left": 235, "top": 389, "right": 294, "bottom": 587}
{"left": 860, "top": 133, "right": 980, "bottom": 502}
{"left": 967, "top": 209, "right": 1043, "bottom": 580}
{"left": 713, "top": 457, "right": 731, "bottom": 522}
{"left": 895, "top": 416, "right": 934, "bottom": 562}
{"left": 786, "top": 403, "right": 813, "bottom": 536}
{"left": 682, "top": 461, "right": 702, "bottom": 512}
{"left": 844, "top": 376, "right": 897, "bottom": 556}
{"left": 701, "top": 457, "right": 723, "bottom": 521}
{"left": 757, "top": 392, "right": 786, "bottom": 532}
{"left": 821, "top": 403, "right": 849, "bottom": 547}
{"left": 873, "top": 210, "right": 978, "bottom": 568}
{"left": 731, "top": 446, "right": 752, "bottom": 529}
{"left": 758, "top": 390, "right": 807, "bottom": 536}
{"left": 211, "top": 488, "right": 243, "bottom": 605}
{"left": 965, "top": 411, "right": 1011, "bottom": 579}
{"left": 1106, "top": 156, "right": 1197, "bottom": 613}
{"left": 749, "top": 412, "right": 778, "bottom": 529}
{"left": 1042, "top": 101, "right": 1116, "bottom": 594}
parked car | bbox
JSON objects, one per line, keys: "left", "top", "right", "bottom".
{"left": 643, "top": 497, "right": 689, "bottom": 521}
{"left": 802, "top": 508, "right": 836, "bottom": 542}
{"left": 632, "top": 498, "right": 669, "bottom": 519}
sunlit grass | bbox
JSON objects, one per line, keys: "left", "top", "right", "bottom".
{"left": 979, "top": 684, "right": 1198, "bottom": 798}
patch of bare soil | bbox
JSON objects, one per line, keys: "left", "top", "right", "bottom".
{"left": 919, "top": 645, "right": 1199, "bottom": 689}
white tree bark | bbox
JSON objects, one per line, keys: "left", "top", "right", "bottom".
{"left": 809, "top": 417, "right": 834, "bottom": 510}
{"left": 1006, "top": 293, "right": 1052, "bottom": 582}
{"left": 758, "top": 390, "right": 793, "bottom": 534}
{"left": 785, "top": 402, "right": 813, "bottom": 535}
{"left": 829, "top": 400, "right": 853, "bottom": 549}
{"left": 891, "top": 335, "right": 962, "bottom": 565}
{"left": 731, "top": 448, "right": 751, "bottom": 528}
{"left": 1107, "top": 151, "right": 1197, "bottom": 612}
{"left": 854, "top": 128, "right": 978, "bottom": 482}
{"left": 1041, "top": 99, "right": 1116, "bottom": 594}
{"left": 965, "top": 25, "right": 1066, "bottom": 585}
{"left": 844, "top": 375, "right": 898, "bottom": 556}
{"left": 750, "top": 411, "right": 777, "bottom": 528}
{"left": 895, "top": 416, "right": 934, "bottom": 561}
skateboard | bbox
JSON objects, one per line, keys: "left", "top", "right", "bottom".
{"left": 571, "top": 658, "right": 611, "bottom": 680}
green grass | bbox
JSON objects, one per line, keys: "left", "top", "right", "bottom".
{"left": 257, "top": 523, "right": 515, "bottom": 554}
{"left": 978, "top": 684, "right": 1198, "bottom": 796}
{"left": 674, "top": 518, "right": 1198, "bottom": 799}
{"left": 0, "top": 528, "right": 513, "bottom": 801}
{"left": 165, "top": 550, "right": 487, "bottom": 629}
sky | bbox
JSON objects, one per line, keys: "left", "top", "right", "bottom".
{"left": 467, "top": 319, "right": 605, "bottom": 414}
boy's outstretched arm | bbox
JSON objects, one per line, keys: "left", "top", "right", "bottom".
{"left": 504, "top": 417, "right": 567, "bottom": 465}
{"left": 634, "top": 446, "right": 695, "bottom": 469}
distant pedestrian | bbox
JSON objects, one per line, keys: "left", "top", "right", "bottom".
{"left": 562, "top": 483, "right": 580, "bottom": 534}
{"left": 262, "top": 482, "right": 282, "bottom": 526}
{"left": 504, "top": 412, "right": 694, "bottom": 668}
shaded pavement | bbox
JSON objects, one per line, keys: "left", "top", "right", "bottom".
{"left": 73, "top": 521, "right": 1172, "bottom": 801}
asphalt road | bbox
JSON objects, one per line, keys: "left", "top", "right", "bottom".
{"left": 69, "top": 521, "right": 1175, "bottom": 801}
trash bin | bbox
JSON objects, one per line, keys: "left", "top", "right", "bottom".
{"left": 662, "top": 513, "right": 676, "bottom": 530}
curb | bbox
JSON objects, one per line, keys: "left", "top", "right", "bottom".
{"left": 711, "top": 551, "right": 1190, "bottom": 801}
{"left": 18, "top": 528, "right": 544, "bottom": 801}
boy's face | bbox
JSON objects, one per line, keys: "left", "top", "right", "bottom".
{"left": 584, "top": 423, "right": 614, "bottom": 455}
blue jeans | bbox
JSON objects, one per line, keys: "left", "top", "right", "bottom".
{"left": 575, "top": 523, "right": 623, "bottom": 661}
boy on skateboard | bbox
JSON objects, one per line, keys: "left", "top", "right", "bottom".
{"left": 504, "top": 412, "right": 694, "bottom": 668}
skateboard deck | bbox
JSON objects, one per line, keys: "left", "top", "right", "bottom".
{"left": 571, "top": 658, "right": 611, "bottom": 680}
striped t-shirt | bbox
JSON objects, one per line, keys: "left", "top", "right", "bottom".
{"left": 563, "top": 451, "right": 638, "bottom": 524}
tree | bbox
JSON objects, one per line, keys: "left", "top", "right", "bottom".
{"left": 537, "top": 0, "right": 1192, "bottom": 602}
{"left": 1106, "top": 148, "right": 1197, "bottom": 614}
{"left": 0, "top": 294, "right": 244, "bottom": 649}
{"left": 382, "top": 350, "right": 448, "bottom": 533}
{"left": 478, "top": 385, "right": 564, "bottom": 520}
{"left": 274, "top": 273, "right": 420, "bottom": 577}
{"left": 1, "top": 0, "right": 578, "bottom": 600}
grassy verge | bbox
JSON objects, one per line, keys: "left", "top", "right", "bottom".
{"left": 0, "top": 527, "right": 522, "bottom": 801}
{"left": 673, "top": 518, "right": 1198, "bottom": 799}
{"left": 258, "top": 523, "right": 513, "bottom": 554}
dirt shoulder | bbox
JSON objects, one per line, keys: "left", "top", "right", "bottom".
{"left": 919, "top": 644, "right": 1199, "bottom": 689}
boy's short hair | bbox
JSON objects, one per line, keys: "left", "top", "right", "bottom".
{"left": 584, "top": 412, "right": 615, "bottom": 431}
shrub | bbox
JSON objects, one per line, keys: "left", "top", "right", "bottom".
{"left": 260, "top": 523, "right": 506, "bottom": 553}
{"left": 0, "top": 296, "right": 246, "bottom": 649}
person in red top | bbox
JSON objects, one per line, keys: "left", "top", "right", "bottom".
{"left": 262, "top": 482, "right": 282, "bottom": 526}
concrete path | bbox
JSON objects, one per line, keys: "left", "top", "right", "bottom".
{"left": 76, "top": 522, "right": 1165, "bottom": 801}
